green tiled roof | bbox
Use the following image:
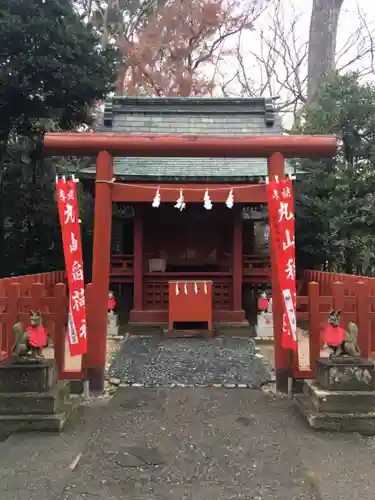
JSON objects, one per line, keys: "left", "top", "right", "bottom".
{"left": 81, "top": 96, "right": 294, "bottom": 181}
{"left": 109, "top": 157, "right": 295, "bottom": 181}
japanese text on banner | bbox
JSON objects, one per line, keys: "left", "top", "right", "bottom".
{"left": 56, "top": 178, "right": 87, "bottom": 357}
{"left": 267, "top": 178, "right": 297, "bottom": 351}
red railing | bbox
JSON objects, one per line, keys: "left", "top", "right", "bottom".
{"left": 0, "top": 281, "right": 68, "bottom": 373}
{"left": 0, "top": 271, "right": 87, "bottom": 380}
{"left": 110, "top": 254, "right": 134, "bottom": 275}
{"left": 143, "top": 276, "right": 233, "bottom": 310}
{"left": 304, "top": 270, "right": 375, "bottom": 296}
{"left": 0, "top": 271, "right": 66, "bottom": 297}
{"left": 294, "top": 280, "right": 375, "bottom": 379}
{"left": 243, "top": 254, "right": 271, "bottom": 283}
{"left": 110, "top": 253, "right": 272, "bottom": 285}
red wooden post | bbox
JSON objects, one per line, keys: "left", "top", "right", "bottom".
{"left": 356, "top": 281, "right": 370, "bottom": 358}
{"left": 332, "top": 281, "right": 345, "bottom": 324}
{"left": 133, "top": 205, "right": 144, "bottom": 312}
{"left": 30, "top": 282, "right": 47, "bottom": 313}
{"left": 232, "top": 210, "right": 243, "bottom": 312}
{"left": 87, "top": 151, "right": 113, "bottom": 391}
{"left": 308, "top": 282, "right": 320, "bottom": 376}
{"left": 267, "top": 152, "right": 288, "bottom": 392}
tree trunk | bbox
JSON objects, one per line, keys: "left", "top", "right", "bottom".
{"left": 307, "top": 0, "right": 344, "bottom": 100}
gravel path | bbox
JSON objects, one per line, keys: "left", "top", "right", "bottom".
{"left": 109, "top": 335, "right": 272, "bottom": 387}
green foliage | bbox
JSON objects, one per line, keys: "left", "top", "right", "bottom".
{"left": 0, "top": 0, "right": 117, "bottom": 136}
{"left": 2, "top": 145, "right": 65, "bottom": 275}
{"left": 0, "top": 0, "right": 117, "bottom": 276}
{"left": 294, "top": 73, "right": 375, "bottom": 274}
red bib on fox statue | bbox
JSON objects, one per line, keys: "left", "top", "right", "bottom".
{"left": 26, "top": 325, "right": 47, "bottom": 348}
{"left": 323, "top": 324, "right": 345, "bottom": 346}
{"left": 322, "top": 309, "right": 345, "bottom": 347}
{"left": 257, "top": 292, "right": 269, "bottom": 312}
{"left": 108, "top": 291, "right": 116, "bottom": 311}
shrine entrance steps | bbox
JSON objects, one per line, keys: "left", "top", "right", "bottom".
{"left": 126, "top": 322, "right": 255, "bottom": 338}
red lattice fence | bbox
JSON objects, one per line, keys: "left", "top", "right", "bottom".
{"left": 294, "top": 280, "right": 374, "bottom": 379}
{"left": 0, "top": 271, "right": 90, "bottom": 380}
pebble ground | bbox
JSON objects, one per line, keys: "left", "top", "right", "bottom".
{"left": 109, "top": 335, "right": 272, "bottom": 387}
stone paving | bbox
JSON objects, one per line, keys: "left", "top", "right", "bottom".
{"left": 109, "top": 335, "right": 272, "bottom": 388}
{"left": 2, "top": 332, "right": 375, "bottom": 499}
{"left": 60, "top": 388, "right": 321, "bottom": 500}
{"left": 2, "top": 388, "right": 375, "bottom": 499}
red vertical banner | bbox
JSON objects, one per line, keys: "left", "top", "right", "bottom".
{"left": 56, "top": 178, "right": 87, "bottom": 356}
{"left": 267, "top": 178, "right": 297, "bottom": 352}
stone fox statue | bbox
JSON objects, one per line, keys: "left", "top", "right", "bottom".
{"left": 323, "top": 310, "right": 361, "bottom": 359}
{"left": 12, "top": 310, "right": 48, "bottom": 359}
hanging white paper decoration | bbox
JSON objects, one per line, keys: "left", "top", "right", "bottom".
{"left": 225, "top": 189, "right": 234, "bottom": 209}
{"left": 175, "top": 282, "right": 180, "bottom": 295}
{"left": 204, "top": 281, "right": 208, "bottom": 295}
{"left": 152, "top": 188, "right": 161, "bottom": 208}
{"left": 184, "top": 282, "right": 188, "bottom": 295}
{"left": 194, "top": 282, "right": 198, "bottom": 294}
{"left": 174, "top": 189, "right": 186, "bottom": 211}
{"left": 203, "top": 189, "right": 213, "bottom": 210}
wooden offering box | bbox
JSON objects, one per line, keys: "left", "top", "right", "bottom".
{"left": 168, "top": 280, "right": 213, "bottom": 335}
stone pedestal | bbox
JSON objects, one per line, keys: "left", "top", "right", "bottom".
{"left": 0, "top": 359, "right": 80, "bottom": 433}
{"left": 107, "top": 311, "right": 119, "bottom": 336}
{"left": 255, "top": 312, "right": 273, "bottom": 340}
{"left": 297, "top": 358, "right": 375, "bottom": 435}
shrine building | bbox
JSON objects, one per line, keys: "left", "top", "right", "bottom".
{"left": 80, "top": 96, "right": 295, "bottom": 330}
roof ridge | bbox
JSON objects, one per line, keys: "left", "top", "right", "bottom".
{"left": 103, "top": 96, "right": 276, "bottom": 127}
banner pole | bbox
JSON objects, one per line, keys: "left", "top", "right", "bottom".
{"left": 82, "top": 354, "right": 90, "bottom": 400}
{"left": 287, "top": 349, "right": 293, "bottom": 398}
{"left": 77, "top": 179, "right": 90, "bottom": 401}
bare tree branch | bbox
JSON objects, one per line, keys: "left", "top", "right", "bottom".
{"left": 218, "top": 0, "right": 307, "bottom": 122}
{"left": 218, "top": 0, "right": 375, "bottom": 125}
{"left": 336, "top": 4, "right": 375, "bottom": 77}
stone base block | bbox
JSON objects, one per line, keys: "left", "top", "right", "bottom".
{"left": 0, "top": 381, "right": 70, "bottom": 415}
{"left": 108, "top": 312, "right": 119, "bottom": 328}
{"left": 296, "top": 394, "right": 375, "bottom": 435}
{"left": 0, "top": 359, "right": 57, "bottom": 393}
{"left": 255, "top": 313, "right": 273, "bottom": 339}
{"left": 304, "top": 379, "right": 375, "bottom": 414}
{"left": 107, "top": 325, "right": 119, "bottom": 336}
{"left": 255, "top": 325, "right": 273, "bottom": 339}
{"left": 0, "top": 360, "right": 81, "bottom": 433}
{"left": 0, "top": 397, "right": 81, "bottom": 433}
{"left": 316, "top": 357, "right": 375, "bottom": 392}
{"left": 69, "top": 379, "right": 84, "bottom": 395}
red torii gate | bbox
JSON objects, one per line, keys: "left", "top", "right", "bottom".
{"left": 44, "top": 133, "right": 337, "bottom": 392}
